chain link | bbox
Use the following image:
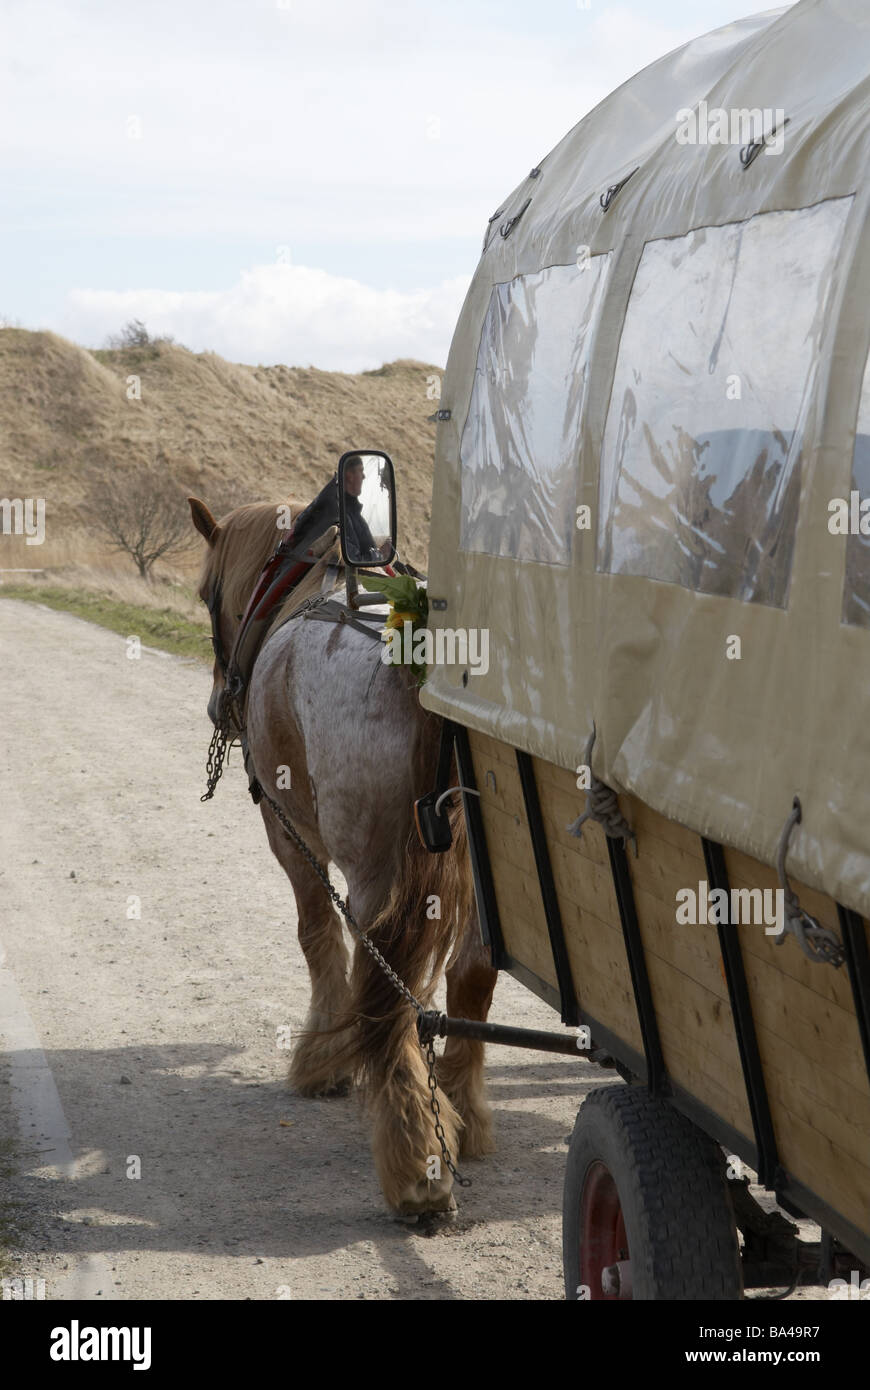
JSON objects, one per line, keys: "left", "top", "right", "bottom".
{"left": 425, "top": 1038, "right": 472, "bottom": 1187}
{"left": 201, "top": 702, "right": 230, "bottom": 801}
{"left": 200, "top": 687, "right": 238, "bottom": 801}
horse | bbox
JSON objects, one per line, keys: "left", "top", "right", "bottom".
{"left": 188, "top": 495, "right": 498, "bottom": 1216}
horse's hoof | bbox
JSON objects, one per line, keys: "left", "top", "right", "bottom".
{"left": 296, "top": 1076, "right": 352, "bottom": 1099}
{"left": 393, "top": 1191, "right": 457, "bottom": 1223}
{"left": 311, "top": 1077, "right": 353, "bottom": 1098}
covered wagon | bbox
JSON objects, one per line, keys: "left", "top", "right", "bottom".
{"left": 418, "top": 0, "right": 870, "bottom": 1299}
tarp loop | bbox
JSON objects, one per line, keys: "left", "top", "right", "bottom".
{"left": 600, "top": 166, "right": 638, "bottom": 211}
{"left": 740, "top": 115, "right": 790, "bottom": 169}
{"left": 566, "top": 723, "right": 638, "bottom": 857}
{"left": 500, "top": 198, "right": 531, "bottom": 239}
{"left": 775, "top": 797, "right": 844, "bottom": 968}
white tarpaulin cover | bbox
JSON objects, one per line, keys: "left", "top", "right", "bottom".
{"left": 421, "top": 0, "right": 870, "bottom": 916}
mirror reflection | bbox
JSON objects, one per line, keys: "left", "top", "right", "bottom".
{"left": 342, "top": 453, "right": 394, "bottom": 565}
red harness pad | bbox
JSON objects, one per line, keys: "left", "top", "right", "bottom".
{"left": 230, "top": 532, "right": 315, "bottom": 682}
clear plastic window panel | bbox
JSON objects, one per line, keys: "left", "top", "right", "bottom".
{"left": 844, "top": 351, "right": 870, "bottom": 628}
{"left": 597, "top": 199, "right": 853, "bottom": 606}
{"left": 460, "top": 255, "right": 611, "bottom": 565}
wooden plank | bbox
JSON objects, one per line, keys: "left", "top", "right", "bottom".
{"left": 725, "top": 848, "right": 857, "bottom": 1013}
{"left": 621, "top": 792, "right": 706, "bottom": 859}
{"left": 468, "top": 740, "right": 526, "bottom": 822}
{"left": 726, "top": 846, "right": 841, "bottom": 935}
{"left": 536, "top": 780, "right": 732, "bottom": 1005}
{"left": 537, "top": 783, "right": 611, "bottom": 869}
{"left": 555, "top": 893, "right": 643, "bottom": 1053}
{"left": 469, "top": 730, "right": 521, "bottom": 777}
{"left": 530, "top": 764, "right": 696, "bottom": 863}
{"left": 548, "top": 836, "right": 622, "bottom": 931}
{"left": 768, "top": 1095, "right": 870, "bottom": 1236}
{"left": 737, "top": 932, "right": 870, "bottom": 1106}
{"left": 480, "top": 830, "right": 558, "bottom": 990}
{"left": 751, "top": 1024, "right": 870, "bottom": 1175}
{"left": 655, "top": 1012, "right": 754, "bottom": 1140}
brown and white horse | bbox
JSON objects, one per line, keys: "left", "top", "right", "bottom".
{"left": 189, "top": 495, "right": 497, "bottom": 1216}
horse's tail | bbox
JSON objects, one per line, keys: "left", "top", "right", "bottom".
{"left": 314, "top": 795, "right": 474, "bottom": 1062}
{"left": 344, "top": 797, "right": 475, "bottom": 1207}
{"left": 351, "top": 796, "right": 473, "bottom": 1078}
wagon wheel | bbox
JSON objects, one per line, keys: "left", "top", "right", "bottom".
{"left": 563, "top": 1085, "right": 742, "bottom": 1301}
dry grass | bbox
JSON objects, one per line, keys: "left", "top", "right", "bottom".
{"left": 0, "top": 326, "right": 442, "bottom": 648}
{"left": 0, "top": 327, "right": 440, "bottom": 574}
{"left": 0, "top": 530, "right": 201, "bottom": 613}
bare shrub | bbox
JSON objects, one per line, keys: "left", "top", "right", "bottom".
{"left": 105, "top": 319, "right": 152, "bottom": 349}
{"left": 87, "top": 462, "right": 198, "bottom": 580}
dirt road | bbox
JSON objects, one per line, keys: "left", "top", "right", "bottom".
{"left": 0, "top": 600, "right": 832, "bottom": 1301}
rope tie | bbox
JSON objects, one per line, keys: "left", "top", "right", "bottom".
{"left": 566, "top": 724, "right": 637, "bottom": 856}
{"left": 775, "top": 798, "right": 844, "bottom": 968}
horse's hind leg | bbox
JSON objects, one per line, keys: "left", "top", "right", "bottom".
{"left": 353, "top": 941, "right": 461, "bottom": 1216}
{"left": 348, "top": 851, "right": 463, "bottom": 1216}
{"left": 437, "top": 923, "right": 497, "bottom": 1158}
{"left": 261, "top": 807, "right": 354, "bottom": 1097}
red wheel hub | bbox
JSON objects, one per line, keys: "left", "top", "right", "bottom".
{"left": 579, "top": 1160, "right": 631, "bottom": 1299}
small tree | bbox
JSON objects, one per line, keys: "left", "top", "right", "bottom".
{"left": 106, "top": 318, "right": 152, "bottom": 349}
{"left": 88, "top": 465, "right": 198, "bottom": 580}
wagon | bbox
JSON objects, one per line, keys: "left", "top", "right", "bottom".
{"left": 413, "top": 0, "right": 870, "bottom": 1300}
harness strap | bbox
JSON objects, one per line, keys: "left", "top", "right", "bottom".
{"left": 301, "top": 598, "right": 386, "bottom": 640}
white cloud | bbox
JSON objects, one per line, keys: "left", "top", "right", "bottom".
{"left": 2, "top": 0, "right": 725, "bottom": 365}
{"left": 63, "top": 261, "right": 472, "bottom": 371}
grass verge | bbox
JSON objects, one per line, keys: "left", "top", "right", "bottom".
{"left": 0, "top": 585, "right": 211, "bottom": 662}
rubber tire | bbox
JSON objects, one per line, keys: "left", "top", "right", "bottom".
{"left": 563, "top": 1084, "right": 743, "bottom": 1301}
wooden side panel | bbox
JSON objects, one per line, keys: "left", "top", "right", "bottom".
{"left": 467, "top": 731, "right": 557, "bottom": 992}
{"left": 465, "top": 728, "right": 870, "bottom": 1241}
{"left": 541, "top": 775, "right": 754, "bottom": 1142}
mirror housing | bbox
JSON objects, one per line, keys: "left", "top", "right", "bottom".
{"left": 337, "top": 451, "right": 397, "bottom": 568}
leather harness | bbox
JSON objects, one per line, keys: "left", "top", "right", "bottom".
{"left": 205, "top": 544, "right": 385, "bottom": 805}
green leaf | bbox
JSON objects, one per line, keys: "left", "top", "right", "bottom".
{"left": 359, "top": 574, "right": 425, "bottom": 611}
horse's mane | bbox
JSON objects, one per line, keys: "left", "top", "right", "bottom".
{"left": 198, "top": 497, "right": 347, "bottom": 637}
{"left": 199, "top": 499, "right": 304, "bottom": 621}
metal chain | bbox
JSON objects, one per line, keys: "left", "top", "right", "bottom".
{"left": 201, "top": 691, "right": 232, "bottom": 801}
{"left": 424, "top": 1037, "right": 471, "bottom": 1187}
{"left": 253, "top": 782, "right": 470, "bottom": 1188}
{"left": 202, "top": 681, "right": 247, "bottom": 802}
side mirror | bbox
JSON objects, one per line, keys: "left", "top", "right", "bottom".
{"left": 337, "top": 451, "right": 397, "bottom": 568}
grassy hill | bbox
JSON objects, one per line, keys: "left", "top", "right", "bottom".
{"left": 0, "top": 327, "right": 441, "bottom": 581}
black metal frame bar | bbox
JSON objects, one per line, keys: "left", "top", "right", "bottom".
{"left": 453, "top": 722, "right": 508, "bottom": 970}
{"left": 702, "top": 837, "right": 780, "bottom": 1190}
{"left": 426, "top": 1013, "right": 589, "bottom": 1057}
{"left": 837, "top": 903, "right": 870, "bottom": 1094}
{"left": 606, "top": 835, "right": 666, "bottom": 1096}
{"left": 515, "top": 750, "right": 579, "bottom": 1026}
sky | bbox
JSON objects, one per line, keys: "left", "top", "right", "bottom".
{"left": 1, "top": 0, "right": 787, "bottom": 371}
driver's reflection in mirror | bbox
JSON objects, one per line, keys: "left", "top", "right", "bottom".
{"left": 277, "top": 454, "right": 385, "bottom": 567}
{"left": 343, "top": 454, "right": 389, "bottom": 565}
